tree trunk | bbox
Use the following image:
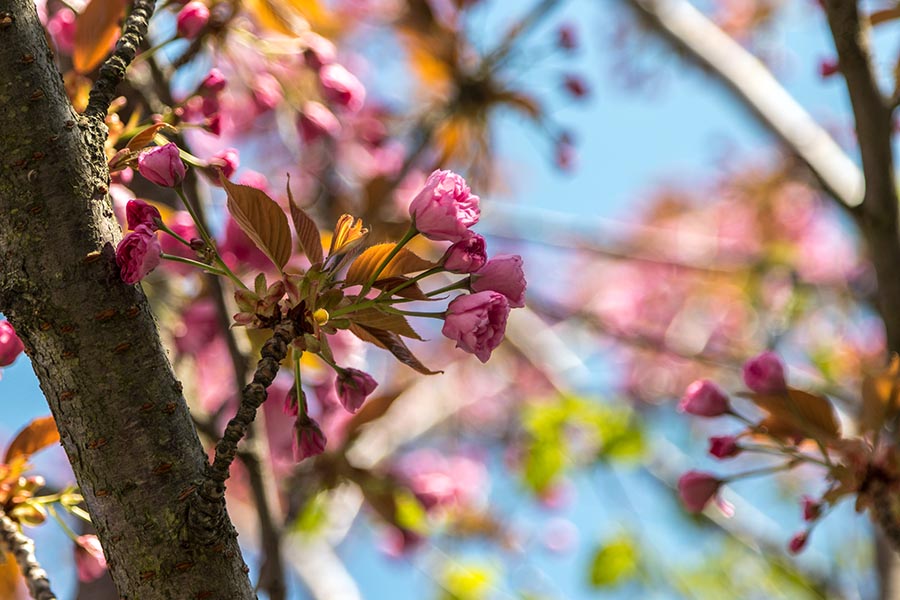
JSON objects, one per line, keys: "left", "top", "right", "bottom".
{"left": 0, "top": 1, "right": 254, "bottom": 597}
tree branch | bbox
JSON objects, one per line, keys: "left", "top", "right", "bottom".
{"left": 625, "top": 0, "right": 864, "bottom": 210}
{"left": 0, "top": 510, "right": 56, "bottom": 600}
{"left": 84, "top": 0, "right": 158, "bottom": 120}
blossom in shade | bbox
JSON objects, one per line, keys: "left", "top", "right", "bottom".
{"left": 443, "top": 234, "right": 487, "bottom": 273}
{"left": 137, "top": 143, "right": 185, "bottom": 187}
{"left": 298, "top": 101, "right": 342, "bottom": 143}
{"left": 788, "top": 531, "right": 809, "bottom": 554}
{"left": 200, "top": 68, "right": 227, "bottom": 93}
{"left": 442, "top": 291, "right": 510, "bottom": 363}
{"left": 176, "top": 2, "right": 209, "bottom": 39}
{"left": 409, "top": 170, "right": 480, "bottom": 242}
{"left": 302, "top": 31, "right": 336, "bottom": 69}
{"left": 470, "top": 254, "right": 526, "bottom": 308}
{"left": 678, "top": 379, "right": 730, "bottom": 417}
{"left": 801, "top": 496, "right": 822, "bottom": 522}
{"left": 0, "top": 321, "right": 24, "bottom": 367}
{"left": 115, "top": 225, "right": 162, "bottom": 284}
{"left": 125, "top": 199, "right": 161, "bottom": 231}
{"left": 319, "top": 63, "right": 366, "bottom": 112}
{"left": 708, "top": 435, "right": 740, "bottom": 459}
{"left": 210, "top": 148, "right": 239, "bottom": 179}
{"left": 293, "top": 416, "right": 327, "bottom": 461}
{"left": 47, "top": 8, "right": 76, "bottom": 53}
{"left": 742, "top": 351, "right": 787, "bottom": 394}
{"left": 677, "top": 470, "right": 722, "bottom": 513}
{"left": 75, "top": 535, "right": 107, "bottom": 582}
{"left": 335, "top": 368, "right": 378, "bottom": 413}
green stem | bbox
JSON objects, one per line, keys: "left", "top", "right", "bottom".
{"left": 160, "top": 253, "right": 227, "bottom": 276}
{"left": 330, "top": 298, "right": 380, "bottom": 319}
{"left": 378, "top": 266, "right": 443, "bottom": 298}
{"left": 46, "top": 505, "right": 80, "bottom": 544}
{"left": 724, "top": 462, "right": 798, "bottom": 482}
{"left": 157, "top": 221, "right": 192, "bottom": 247}
{"left": 740, "top": 444, "right": 830, "bottom": 467}
{"left": 132, "top": 36, "right": 178, "bottom": 64}
{"left": 293, "top": 350, "right": 307, "bottom": 416}
{"left": 382, "top": 306, "right": 447, "bottom": 319}
{"left": 359, "top": 225, "right": 418, "bottom": 297}
{"left": 426, "top": 279, "right": 470, "bottom": 297}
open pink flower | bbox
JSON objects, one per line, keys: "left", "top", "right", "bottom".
{"left": 0, "top": 321, "right": 24, "bottom": 367}
{"left": 443, "top": 234, "right": 487, "bottom": 273}
{"left": 409, "top": 170, "right": 480, "bottom": 242}
{"left": 442, "top": 291, "right": 510, "bottom": 363}
{"left": 137, "top": 143, "right": 185, "bottom": 187}
{"left": 210, "top": 148, "right": 239, "bottom": 179}
{"left": 293, "top": 416, "right": 327, "bottom": 462}
{"left": 116, "top": 225, "right": 162, "bottom": 284}
{"left": 742, "top": 351, "right": 786, "bottom": 394}
{"left": 125, "top": 199, "right": 161, "bottom": 231}
{"left": 75, "top": 535, "right": 107, "bottom": 582}
{"left": 678, "top": 379, "right": 730, "bottom": 417}
{"left": 677, "top": 470, "right": 722, "bottom": 513}
{"left": 319, "top": 63, "right": 365, "bottom": 112}
{"left": 335, "top": 368, "right": 378, "bottom": 413}
{"left": 471, "top": 254, "right": 526, "bottom": 308}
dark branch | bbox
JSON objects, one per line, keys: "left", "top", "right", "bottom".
{"left": 0, "top": 510, "right": 56, "bottom": 600}
{"left": 84, "top": 0, "right": 158, "bottom": 120}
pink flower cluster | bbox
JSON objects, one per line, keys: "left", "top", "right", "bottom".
{"left": 115, "top": 200, "right": 164, "bottom": 284}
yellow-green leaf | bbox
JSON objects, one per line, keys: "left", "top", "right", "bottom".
{"left": 345, "top": 243, "right": 436, "bottom": 286}
{"left": 286, "top": 177, "right": 324, "bottom": 265}
{"left": 345, "top": 308, "right": 423, "bottom": 340}
{"left": 73, "top": 0, "right": 127, "bottom": 75}
{"left": 221, "top": 175, "right": 292, "bottom": 270}
{"left": 4, "top": 416, "right": 59, "bottom": 464}
{"left": 589, "top": 536, "right": 639, "bottom": 588}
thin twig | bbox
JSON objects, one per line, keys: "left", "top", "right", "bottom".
{"left": 84, "top": 0, "right": 158, "bottom": 120}
{"left": 0, "top": 510, "right": 57, "bottom": 600}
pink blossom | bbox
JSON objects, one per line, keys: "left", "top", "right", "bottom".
{"left": 409, "top": 169, "right": 480, "bottom": 242}
{"left": 335, "top": 368, "right": 378, "bottom": 413}
{"left": 396, "top": 449, "right": 487, "bottom": 511}
{"left": 137, "top": 143, "right": 185, "bottom": 187}
{"left": 173, "top": 299, "right": 219, "bottom": 355}
{"left": 708, "top": 435, "right": 740, "bottom": 459}
{"left": 125, "top": 199, "right": 161, "bottom": 231}
{"left": 677, "top": 470, "right": 722, "bottom": 513}
{"left": 252, "top": 73, "right": 283, "bottom": 113}
{"left": 788, "top": 531, "right": 809, "bottom": 554}
{"left": 471, "top": 254, "right": 526, "bottom": 308}
{"left": 678, "top": 379, "right": 730, "bottom": 417}
{"left": 47, "top": 8, "right": 76, "bottom": 54}
{"left": 442, "top": 291, "right": 510, "bottom": 363}
{"left": 742, "top": 351, "right": 787, "bottom": 394}
{"left": 74, "top": 535, "right": 107, "bottom": 582}
{"left": 801, "top": 496, "right": 822, "bottom": 522}
{"left": 176, "top": 2, "right": 209, "bottom": 39}
{"left": 301, "top": 31, "right": 336, "bottom": 69}
{"left": 542, "top": 518, "right": 579, "bottom": 554}
{"left": 319, "top": 63, "right": 366, "bottom": 112}
{"left": 116, "top": 225, "right": 162, "bottom": 284}
{"left": 210, "top": 148, "right": 239, "bottom": 179}
{"left": 298, "top": 101, "right": 342, "bottom": 143}
{"left": 0, "top": 321, "right": 24, "bottom": 367}
{"left": 443, "top": 234, "right": 487, "bottom": 273}
{"left": 200, "top": 68, "right": 227, "bottom": 93}
{"left": 293, "top": 416, "right": 327, "bottom": 461}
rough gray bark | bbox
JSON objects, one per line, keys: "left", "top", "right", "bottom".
{"left": 0, "top": 1, "right": 254, "bottom": 597}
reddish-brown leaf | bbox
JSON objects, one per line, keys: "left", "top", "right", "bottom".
{"left": 286, "top": 177, "right": 324, "bottom": 265}
{"left": 352, "top": 325, "right": 440, "bottom": 375}
{"left": 373, "top": 277, "right": 430, "bottom": 300}
{"left": 346, "top": 308, "right": 423, "bottom": 340}
{"left": 126, "top": 123, "right": 175, "bottom": 153}
{"left": 345, "top": 243, "right": 436, "bottom": 286}
{"left": 4, "top": 416, "right": 60, "bottom": 464}
{"left": 861, "top": 354, "right": 900, "bottom": 435}
{"left": 744, "top": 388, "right": 840, "bottom": 442}
{"left": 221, "top": 175, "right": 292, "bottom": 270}
{"left": 73, "top": 0, "right": 127, "bottom": 75}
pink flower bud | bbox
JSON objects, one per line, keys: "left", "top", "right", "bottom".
{"left": 678, "top": 379, "right": 730, "bottom": 417}
{"left": 176, "top": 1, "right": 209, "bottom": 39}
{"left": 818, "top": 58, "right": 839, "bottom": 79}
{"left": 74, "top": 535, "right": 107, "bottom": 582}
{"left": 409, "top": 169, "right": 480, "bottom": 242}
{"left": 0, "top": 321, "right": 24, "bottom": 367}
{"left": 298, "top": 101, "right": 342, "bottom": 143}
{"left": 115, "top": 225, "right": 162, "bottom": 284}
{"left": 443, "top": 234, "right": 487, "bottom": 273}
{"left": 210, "top": 148, "right": 239, "bottom": 179}
{"left": 293, "top": 416, "right": 327, "bottom": 461}
{"left": 557, "top": 24, "right": 577, "bottom": 50}
{"left": 801, "top": 496, "right": 822, "bottom": 522}
{"left": 301, "top": 31, "right": 336, "bottom": 69}
{"left": 137, "top": 143, "right": 185, "bottom": 187}
{"left": 742, "top": 351, "right": 787, "bottom": 394}
{"left": 283, "top": 387, "right": 300, "bottom": 417}
{"left": 677, "top": 470, "right": 722, "bottom": 513}
{"left": 563, "top": 74, "right": 589, "bottom": 99}
{"left": 252, "top": 73, "right": 283, "bottom": 113}
{"left": 708, "top": 435, "right": 740, "bottom": 459}
{"left": 200, "top": 68, "right": 227, "bottom": 93}
{"left": 442, "top": 291, "right": 510, "bottom": 363}
{"left": 125, "top": 199, "right": 161, "bottom": 231}
{"left": 788, "top": 531, "right": 808, "bottom": 554}
{"left": 319, "top": 63, "right": 366, "bottom": 112}
{"left": 470, "top": 254, "right": 526, "bottom": 308}
{"left": 335, "top": 368, "right": 378, "bottom": 413}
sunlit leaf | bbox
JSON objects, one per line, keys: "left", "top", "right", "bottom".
{"left": 441, "top": 560, "right": 495, "bottom": 600}
{"left": 743, "top": 389, "right": 840, "bottom": 442}
{"left": 286, "top": 176, "right": 324, "bottom": 265}
{"left": 0, "top": 553, "right": 19, "bottom": 599}
{"left": 125, "top": 123, "right": 175, "bottom": 154}
{"left": 861, "top": 354, "right": 900, "bottom": 435}
{"left": 589, "top": 536, "right": 639, "bottom": 588}
{"left": 345, "top": 308, "right": 423, "bottom": 340}
{"left": 73, "top": 0, "right": 127, "bottom": 75}
{"left": 373, "top": 277, "right": 430, "bottom": 300}
{"left": 221, "top": 175, "right": 293, "bottom": 270}
{"left": 394, "top": 490, "right": 428, "bottom": 535}
{"left": 4, "top": 416, "right": 59, "bottom": 464}
{"left": 345, "top": 243, "right": 436, "bottom": 286}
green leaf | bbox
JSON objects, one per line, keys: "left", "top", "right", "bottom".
{"left": 589, "top": 536, "right": 639, "bottom": 588}
{"left": 394, "top": 490, "right": 428, "bottom": 535}
{"left": 221, "top": 175, "right": 293, "bottom": 270}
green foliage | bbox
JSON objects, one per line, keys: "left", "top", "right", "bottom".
{"left": 439, "top": 560, "right": 497, "bottom": 600}
{"left": 292, "top": 491, "right": 329, "bottom": 535}
{"left": 394, "top": 489, "right": 429, "bottom": 535}
{"left": 521, "top": 395, "right": 644, "bottom": 493}
{"left": 588, "top": 535, "right": 640, "bottom": 589}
